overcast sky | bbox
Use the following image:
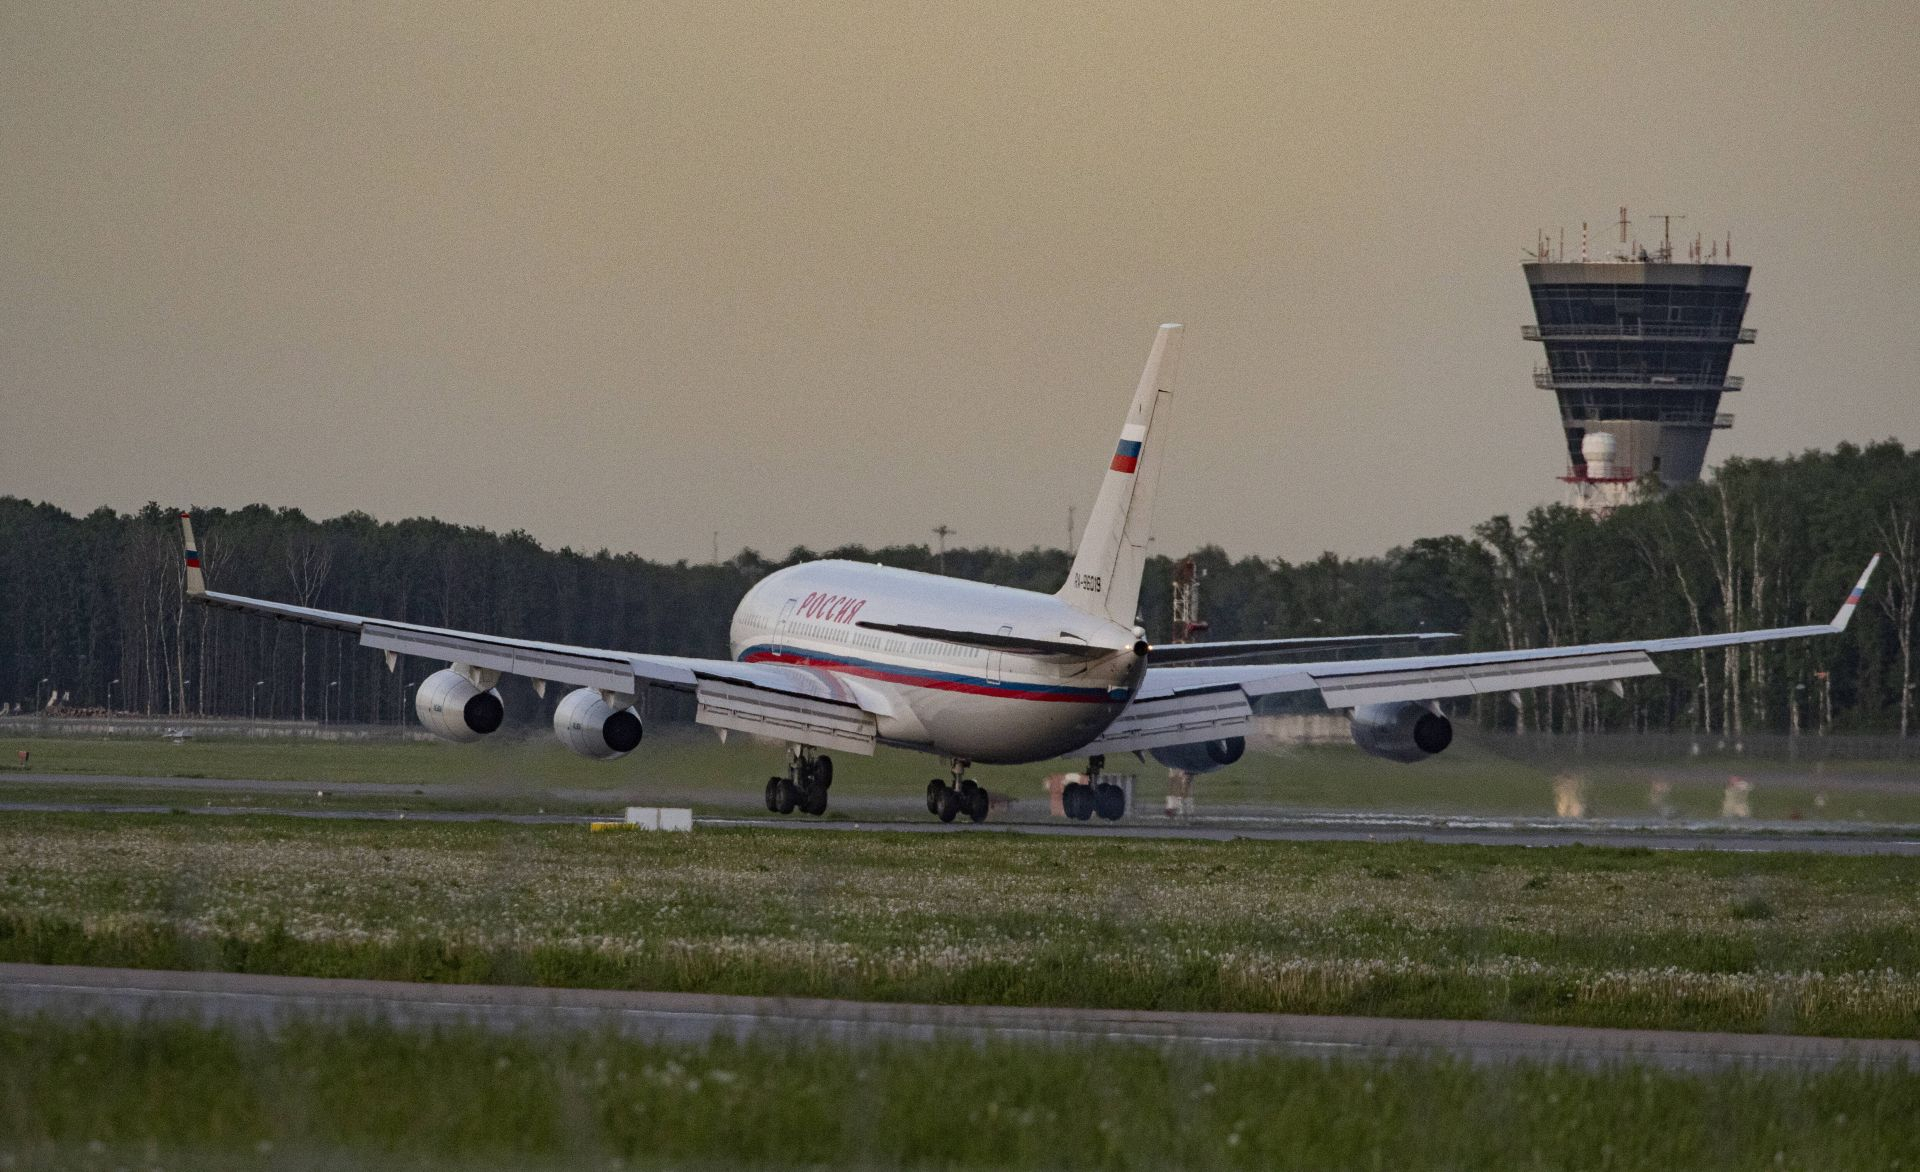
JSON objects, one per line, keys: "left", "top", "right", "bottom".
{"left": 4, "top": 2, "right": 1915, "bottom": 564}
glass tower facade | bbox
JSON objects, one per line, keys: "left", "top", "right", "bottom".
{"left": 1523, "top": 260, "right": 1753, "bottom": 493}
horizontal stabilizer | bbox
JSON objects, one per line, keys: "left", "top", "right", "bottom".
{"left": 1149, "top": 632, "right": 1458, "bottom": 666}
{"left": 1080, "top": 687, "right": 1252, "bottom": 754}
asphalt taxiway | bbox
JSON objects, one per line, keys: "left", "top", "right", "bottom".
{"left": 8, "top": 771, "right": 1920, "bottom": 853}
{"left": 3, "top": 964, "right": 1912, "bottom": 1072}
{"left": 4, "top": 803, "right": 1919, "bottom": 854}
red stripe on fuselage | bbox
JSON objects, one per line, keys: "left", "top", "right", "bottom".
{"left": 742, "top": 650, "right": 1114, "bottom": 704}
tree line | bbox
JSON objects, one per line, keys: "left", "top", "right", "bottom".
{"left": 1, "top": 440, "right": 1915, "bottom": 736}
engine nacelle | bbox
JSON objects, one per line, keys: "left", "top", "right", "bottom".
{"left": 414, "top": 668, "right": 505, "bottom": 743}
{"left": 1149, "top": 736, "right": 1247, "bottom": 775}
{"left": 552, "top": 687, "right": 643, "bottom": 760}
{"left": 1349, "top": 702, "right": 1453, "bottom": 763}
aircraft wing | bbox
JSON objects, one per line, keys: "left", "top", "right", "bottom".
{"left": 1135, "top": 556, "right": 1881, "bottom": 711}
{"left": 177, "top": 514, "right": 881, "bottom": 754}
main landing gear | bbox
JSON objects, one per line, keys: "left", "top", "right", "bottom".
{"left": 1061, "top": 755, "right": 1126, "bottom": 822}
{"left": 926, "top": 758, "right": 990, "bottom": 824}
{"left": 765, "top": 746, "right": 833, "bottom": 817}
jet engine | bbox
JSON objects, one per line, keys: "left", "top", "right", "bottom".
{"left": 414, "top": 668, "right": 505, "bottom": 742}
{"left": 553, "top": 687, "right": 643, "bottom": 760}
{"left": 1348, "top": 702, "right": 1453, "bottom": 763}
{"left": 1148, "top": 736, "right": 1246, "bottom": 774}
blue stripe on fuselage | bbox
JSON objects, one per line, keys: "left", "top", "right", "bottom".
{"left": 736, "top": 643, "right": 1126, "bottom": 704}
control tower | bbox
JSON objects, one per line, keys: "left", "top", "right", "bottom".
{"left": 1522, "top": 209, "right": 1754, "bottom": 511}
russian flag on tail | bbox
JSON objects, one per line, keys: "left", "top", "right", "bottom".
{"left": 1825, "top": 554, "right": 1880, "bottom": 632}
{"left": 180, "top": 511, "right": 200, "bottom": 568}
{"left": 178, "top": 511, "right": 207, "bottom": 597}
{"left": 1110, "top": 438, "right": 1142, "bottom": 474}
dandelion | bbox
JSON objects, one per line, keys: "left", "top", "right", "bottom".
{"left": 3, "top": 815, "right": 1916, "bottom": 1035}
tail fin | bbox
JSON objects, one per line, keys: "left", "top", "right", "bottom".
{"left": 179, "top": 511, "right": 207, "bottom": 597}
{"left": 1058, "top": 324, "right": 1182, "bottom": 626}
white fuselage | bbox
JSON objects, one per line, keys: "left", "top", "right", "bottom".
{"left": 728, "top": 561, "right": 1143, "bottom": 763}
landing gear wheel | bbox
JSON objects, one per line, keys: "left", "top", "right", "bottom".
{"left": 765, "top": 776, "right": 782, "bottom": 813}
{"left": 936, "top": 785, "right": 961, "bottom": 823}
{"left": 966, "top": 785, "right": 989, "bottom": 823}
{"left": 812, "top": 755, "right": 833, "bottom": 789}
{"left": 774, "top": 777, "right": 798, "bottom": 815}
{"left": 1094, "top": 782, "right": 1125, "bottom": 821}
{"left": 927, "top": 779, "right": 945, "bottom": 815}
{"left": 1063, "top": 783, "right": 1093, "bottom": 821}
{"left": 801, "top": 783, "right": 828, "bottom": 816}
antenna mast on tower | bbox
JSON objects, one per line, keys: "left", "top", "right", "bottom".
{"left": 1648, "top": 213, "right": 1687, "bottom": 262}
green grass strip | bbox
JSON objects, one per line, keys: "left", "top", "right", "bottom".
{"left": 5, "top": 813, "right": 1920, "bottom": 1038}
{"left": 2, "top": 1014, "right": 1916, "bottom": 1170}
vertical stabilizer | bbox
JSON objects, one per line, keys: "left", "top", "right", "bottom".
{"left": 1058, "top": 324, "right": 1181, "bottom": 626}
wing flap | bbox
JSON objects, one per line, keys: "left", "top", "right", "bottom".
{"left": 1148, "top": 632, "right": 1456, "bottom": 665}
{"left": 695, "top": 680, "right": 878, "bottom": 756}
{"left": 357, "top": 622, "right": 680, "bottom": 694}
{"left": 1313, "top": 649, "right": 1659, "bottom": 708}
{"left": 1081, "top": 687, "right": 1252, "bottom": 754}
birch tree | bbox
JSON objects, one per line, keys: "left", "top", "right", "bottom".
{"left": 1877, "top": 506, "right": 1918, "bottom": 738}
{"left": 284, "top": 533, "right": 334, "bottom": 722}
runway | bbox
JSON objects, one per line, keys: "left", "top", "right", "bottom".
{"left": 698, "top": 814, "right": 1920, "bottom": 854}
{"left": 8, "top": 771, "right": 1920, "bottom": 853}
{"left": 3, "top": 963, "right": 1913, "bottom": 1072}
{"left": 4, "top": 797, "right": 1919, "bottom": 853}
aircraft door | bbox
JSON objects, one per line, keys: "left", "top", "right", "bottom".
{"left": 985, "top": 625, "right": 1013, "bottom": 684}
{"left": 774, "top": 599, "right": 797, "bottom": 655}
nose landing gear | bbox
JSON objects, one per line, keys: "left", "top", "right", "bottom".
{"left": 765, "top": 746, "right": 833, "bottom": 816}
{"left": 926, "top": 758, "right": 989, "bottom": 823}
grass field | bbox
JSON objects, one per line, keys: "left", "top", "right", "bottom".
{"left": 3, "top": 1014, "right": 1916, "bottom": 1170}
{"left": 4, "top": 813, "right": 1919, "bottom": 1038}
{"left": 8, "top": 729, "right": 1920, "bottom": 823}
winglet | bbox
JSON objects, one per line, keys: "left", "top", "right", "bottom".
{"left": 179, "top": 510, "right": 207, "bottom": 597}
{"left": 1829, "top": 555, "right": 1880, "bottom": 631}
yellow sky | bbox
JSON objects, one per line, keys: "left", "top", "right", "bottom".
{"left": 4, "top": 1, "right": 1916, "bottom": 561}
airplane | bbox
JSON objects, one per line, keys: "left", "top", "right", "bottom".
{"left": 177, "top": 324, "right": 1880, "bottom": 824}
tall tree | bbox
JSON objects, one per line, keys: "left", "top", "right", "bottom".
{"left": 1876, "top": 504, "right": 1919, "bottom": 738}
